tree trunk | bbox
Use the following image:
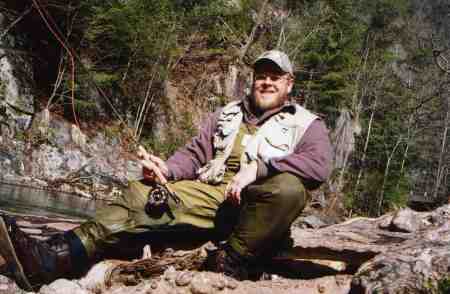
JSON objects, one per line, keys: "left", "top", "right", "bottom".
{"left": 378, "top": 136, "right": 402, "bottom": 215}
{"left": 239, "top": 0, "right": 269, "bottom": 61}
{"left": 432, "top": 97, "right": 449, "bottom": 200}
{"left": 354, "top": 96, "right": 376, "bottom": 193}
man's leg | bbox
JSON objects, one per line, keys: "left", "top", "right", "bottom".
{"left": 0, "top": 179, "right": 226, "bottom": 290}
{"left": 74, "top": 179, "right": 227, "bottom": 259}
{"left": 218, "top": 173, "right": 308, "bottom": 279}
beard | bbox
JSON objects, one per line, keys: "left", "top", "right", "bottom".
{"left": 251, "top": 85, "right": 288, "bottom": 112}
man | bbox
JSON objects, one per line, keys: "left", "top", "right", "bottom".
{"left": 0, "top": 50, "right": 332, "bottom": 290}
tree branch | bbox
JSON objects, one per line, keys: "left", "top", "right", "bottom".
{"left": 0, "top": 6, "right": 33, "bottom": 41}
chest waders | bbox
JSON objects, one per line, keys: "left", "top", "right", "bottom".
{"left": 73, "top": 124, "right": 308, "bottom": 260}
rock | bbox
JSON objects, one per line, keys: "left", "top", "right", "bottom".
{"left": 211, "top": 277, "right": 226, "bottom": 291}
{"left": 70, "top": 125, "right": 87, "bottom": 151}
{"left": 39, "top": 279, "right": 88, "bottom": 294}
{"left": 64, "top": 150, "right": 84, "bottom": 172}
{"left": 0, "top": 275, "right": 24, "bottom": 294}
{"left": 29, "top": 109, "right": 50, "bottom": 141}
{"left": 49, "top": 119, "right": 71, "bottom": 147}
{"left": 175, "top": 272, "right": 193, "bottom": 287}
{"left": 389, "top": 207, "right": 421, "bottom": 232}
{"left": 0, "top": 15, "right": 34, "bottom": 139}
{"left": 79, "top": 260, "right": 124, "bottom": 292}
{"left": 31, "top": 145, "right": 65, "bottom": 180}
{"left": 296, "top": 215, "right": 328, "bottom": 229}
{"left": 225, "top": 278, "right": 238, "bottom": 290}
{"left": 190, "top": 273, "right": 212, "bottom": 294}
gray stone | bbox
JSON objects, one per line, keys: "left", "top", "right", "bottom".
{"left": 190, "top": 274, "right": 212, "bottom": 294}
{"left": 39, "top": 279, "right": 88, "bottom": 294}
{"left": 391, "top": 208, "right": 420, "bottom": 233}
{"left": 0, "top": 275, "right": 24, "bottom": 294}
{"left": 175, "top": 272, "right": 194, "bottom": 287}
{"left": 70, "top": 125, "right": 87, "bottom": 151}
{"left": 296, "top": 215, "right": 328, "bottom": 229}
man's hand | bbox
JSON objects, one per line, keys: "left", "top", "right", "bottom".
{"left": 137, "top": 146, "right": 169, "bottom": 184}
{"left": 225, "top": 160, "right": 258, "bottom": 206}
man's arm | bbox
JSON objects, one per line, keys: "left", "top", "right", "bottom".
{"left": 165, "top": 111, "right": 219, "bottom": 181}
{"left": 257, "top": 119, "right": 333, "bottom": 188}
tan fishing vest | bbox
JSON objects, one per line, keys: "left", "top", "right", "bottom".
{"left": 197, "top": 100, "right": 318, "bottom": 184}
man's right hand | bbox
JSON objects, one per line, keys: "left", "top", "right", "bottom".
{"left": 137, "top": 146, "right": 169, "bottom": 184}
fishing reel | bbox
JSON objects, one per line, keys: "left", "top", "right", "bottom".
{"left": 145, "top": 183, "right": 180, "bottom": 218}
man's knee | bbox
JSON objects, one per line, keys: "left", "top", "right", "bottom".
{"left": 247, "top": 172, "right": 307, "bottom": 208}
{"left": 118, "top": 180, "right": 151, "bottom": 210}
{"left": 275, "top": 173, "right": 305, "bottom": 202}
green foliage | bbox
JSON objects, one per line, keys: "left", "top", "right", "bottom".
{"left": 103, "top": 123, "right": 122, "bottom": 142}
{"left": 438, "top": 276, "right": 450, "bottom": 294}
{"left": 382, "top": 174, "right": 410, "bottom": 211}
{"left": 284, "top": 0, "right": 368, "bottom": 124}
{"left": 348, "top": 170, "right": 384, "bottom": 216}
{"left": 361, "top": 0, "right": 409, "bottom": 30}
{"left": 143, "top": 110, "right": 197, "bottom": 158}
{"left": 68, "top": 99, "right": 99, "bottom": 122}
{"left": 92, "top": 72, "right": 119, "bottom": 87}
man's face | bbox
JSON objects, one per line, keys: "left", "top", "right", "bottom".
{"left": 251, "top": 61, "right": 293, "bottom": 112}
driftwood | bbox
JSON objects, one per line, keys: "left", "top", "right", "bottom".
{"left": 290, "top": 205, "right": 450, "bottom": 293}
{"left": 100, "top": 205, "right": 450, "bottom": 293}
{"left": 1, "top": 206, "right": 450, "bottom": 293}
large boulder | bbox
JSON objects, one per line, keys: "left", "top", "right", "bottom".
{"left": 0, "top": 12, "right": 34, "bottom": 140}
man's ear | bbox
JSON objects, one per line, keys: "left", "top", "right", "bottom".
{"left": 287, "top": 78, "right": 294, "bottom": 94}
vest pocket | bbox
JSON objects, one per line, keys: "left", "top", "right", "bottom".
{"left": 258, "top": 127, "right": 294, "bottom": 160}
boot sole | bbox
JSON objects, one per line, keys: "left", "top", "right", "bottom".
{"left": 0, "top": 217, "right": 33, "bottom": 291}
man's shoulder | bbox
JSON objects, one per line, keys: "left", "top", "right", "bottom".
{"left": 282, "top": 103, "right": 318, "bottom": 124}
{"left": 223, "top": 100, "right": 243, "bottom": 110}
{"left": 218, "top": 100, "right": 244, "bottom": 116}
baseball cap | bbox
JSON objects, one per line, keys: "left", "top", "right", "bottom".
{"left": 253, "top": 50, "right": 294, "bottom": 76}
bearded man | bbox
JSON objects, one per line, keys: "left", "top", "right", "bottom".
{"left": 0, "top": 50, "right": 332, "bottom": 290}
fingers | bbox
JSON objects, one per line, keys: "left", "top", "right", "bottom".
{"left": 136, "top": 147, "right": 169, "bottom": 181}
{"left": 149, "top": 154, "right": 164, "bottom": 165}
{"left": 137, "top": 145, "right": 150, "bottom": 160}
{"left": 140, "top": 159, "right": 167, "bottom": 184}
{"left": 149, "top": 155, "right": 169, "bottom": 175}
{"left": 225, "top": 181, "right": 241, "bottom": 206}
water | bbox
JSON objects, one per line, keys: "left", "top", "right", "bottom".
{"left": 0, "top": 183, "right": 101, "bottom": 220}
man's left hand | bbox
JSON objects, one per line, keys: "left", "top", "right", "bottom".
{"left": 225, "top": 161, "right": 258, "bottom": 206}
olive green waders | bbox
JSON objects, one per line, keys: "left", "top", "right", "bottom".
{"left": 73, "top": 125, "right": 309, "bottom": 261}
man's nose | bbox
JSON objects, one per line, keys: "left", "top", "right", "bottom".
{"left": 262, "top": 76, "right": 273, "bottom": 84}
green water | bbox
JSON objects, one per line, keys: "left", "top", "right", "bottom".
{"left": 0, "top": 183, "right": 100, "bottom": 220}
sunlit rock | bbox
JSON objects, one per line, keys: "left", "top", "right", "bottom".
{"left": 39, "top": 279, "right": 88, "bottom": 294}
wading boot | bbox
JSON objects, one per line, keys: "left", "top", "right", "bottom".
{"left": 208, "top": 244, "right": 250, "bottom": 281}
{"left": 0, "top": 215, "right": 87, "bottom": 291}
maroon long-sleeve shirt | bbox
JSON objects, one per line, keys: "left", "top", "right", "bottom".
{"left": 166, "top": 99, "right": 333, "bottom": 189}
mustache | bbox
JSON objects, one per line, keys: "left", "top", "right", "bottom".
{"left": 255, "top": 85, "right": 278, "bottom": 92}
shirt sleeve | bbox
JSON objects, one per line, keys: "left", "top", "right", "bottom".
{"left": 165, "top": 111, "right": 219, "bottom": 181}
{"left": 259, "top": 119, "right": 333, "bottom": 188}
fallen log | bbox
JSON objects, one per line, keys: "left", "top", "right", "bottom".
{"left": 1, "top": 205, "right": 450, "bottom": 293}
{"left": 100, "top": 205, "right": 450, "bottom": 293}
{"left": 290, "top": 205, "right": 450, "bottom": 293}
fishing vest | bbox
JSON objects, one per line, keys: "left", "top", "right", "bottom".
{"left": 197, "top": 100, "right": 318, "bottom": 184}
